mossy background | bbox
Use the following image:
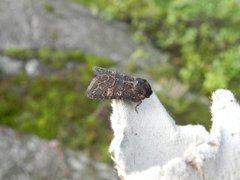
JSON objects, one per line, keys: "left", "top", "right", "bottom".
{"left": 1, "top": 0, "right": 240, "bottom": 164}
{"left": 0, "top": 48, "right": 114, "bottom": 163}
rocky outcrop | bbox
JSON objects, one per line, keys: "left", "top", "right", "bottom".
{"left": 110, "top": 89, "right": 240, "bottom": 180}
{"left": 0, "top": 127, "right": 118, "bottom": 180}
{"left": 0, "top": 0, "right": 130, "bottom": 63}
{"left": 0, "top": 0, "right": 163, "bottom": 65}
{"left": 0, "top": 56, "right": 23, "bottom": 75}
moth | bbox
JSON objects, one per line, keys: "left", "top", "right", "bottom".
{"left": 86, "top": 67, "right": 152, "bottom": 110}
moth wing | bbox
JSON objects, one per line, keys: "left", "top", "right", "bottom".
{"left": 86, "top": 77, "right": 102, "bottom": 99}
{"left": 86, "top": 74, "right": 115, "bottom": 100}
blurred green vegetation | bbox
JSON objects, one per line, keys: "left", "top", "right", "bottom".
{"left": 73, "top": 0, "right": 240, "bottom": 129}
{"left": 43, "top": 3, "right": 55, "bottom": 13}
{"left": 75, "top": 0, "right": 240, "bottom": 94}
{"left": 0, "top": 48, "right": 114, "bottom": 163}
{"left": 3, "top": 48, "right": 112, "bottom": 69}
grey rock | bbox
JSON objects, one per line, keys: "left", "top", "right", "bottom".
{"left": 0, "top": 56, "right": 23, "bottom": 75}
{"left": 0, "top": 0, "right": 133, "bottom": 63}
{"left": 0, "top": 0, "right": 164, "bottom": 64}
{"left": 25, "top": 59, "right": 50, "bottom": 76}
{"left": 0, "top": 126, "right": 118, "bottom": 180}
{"left": 25, "top": 59, "right": 40, "bottom": 76}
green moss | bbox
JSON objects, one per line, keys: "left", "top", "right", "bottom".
{"left": 145, "top": 63, "right": 177, "bottom": 80}
{"left": 43, "top": 3, "right": 54, "bottom": 13}
{"left": 3, "top": 48, "right": 35, "bottom": 60}
{"left": 158, "top": 92, "right": 211, "bottom": 129}
{"left": 0, "top": 71, "right": 113, "bottom": 163}
{"left": 50, "top": 32, "right": 58, "bottom": 40}
{"left": 2, "top": 48, "right": 113, "bottom": 69}
{"left": 0, "top": 48, "right": 114, "bottom": 163}
{"left": 73, "top": 0, "right": 240, "bottom": 94}
{"left": 38, "top": 47, "right": 54, "bottom": 63}
{"left": 127, "top": 62, "right": 139, "bottom": 73}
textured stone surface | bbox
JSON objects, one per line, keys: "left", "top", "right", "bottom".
{"left": 110, "top": 89, "right": 240, "bottom": 180}
{"left": 0, "top": 126, "right": 118, "bottom": 180}
{"left": 0, "top": 0, "right": 133, "bottom": 63}
{"left": 0, "top": 0, "right": 164, "bottom": 64}
{"left": 0, "top": 56, "right": 23, "bottom": 75}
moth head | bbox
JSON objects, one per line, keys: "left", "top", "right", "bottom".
{"left": 135, "top": 78, "right": 153, "bottom": 99}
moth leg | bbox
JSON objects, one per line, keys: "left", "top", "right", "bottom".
{"left": 134, "top": 100, "right": 142, "bottom": 113}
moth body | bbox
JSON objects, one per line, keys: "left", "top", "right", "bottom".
{"left": 86, "top": 67, "right": 152, "bottom": 104}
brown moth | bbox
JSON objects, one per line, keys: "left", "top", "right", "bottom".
{"left": 86, "top": 67, "right": 152, "bottom": 110}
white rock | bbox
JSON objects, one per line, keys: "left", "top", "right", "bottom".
{"left": 109, "top": 89, "right": 240, "bottom": 180}
{"left": 25, "top": 59, "right": 40, "bottom": 76}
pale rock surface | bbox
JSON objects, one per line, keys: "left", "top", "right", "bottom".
{"left": 0, "top": 127, "right": 118, "bottom": 180}
{"left": 0, "top": 56, "right": 23, "bottom": 75}
{"left": 110, "top": 89, "right": 240, "bottom": 180}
